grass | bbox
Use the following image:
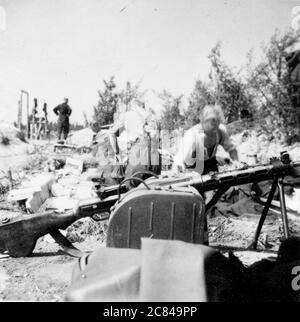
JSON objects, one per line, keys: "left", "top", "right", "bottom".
{"left": 16, "top": 131, "right": 27, "bottom": 143}
{"left": 66, "top": 217, "right": 108, "bottom": 243}
{"left": 1, "top": 136, "right": 10, "bottom": 146}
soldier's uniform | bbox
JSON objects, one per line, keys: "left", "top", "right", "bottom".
{"left": 173, "top": 123, "right": 236, "bottom": 175}
{"left": 109, "top": 105, "right": 161, "bottom": 189}
{"left": 53, "top": 102, "right": 72, "bottom": 140}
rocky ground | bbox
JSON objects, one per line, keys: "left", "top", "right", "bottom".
{"left": 0, "top": 123, "right": 300, "bottom": 301}
{"left": 1, "top": 212, "right": 299, "bottom": 301}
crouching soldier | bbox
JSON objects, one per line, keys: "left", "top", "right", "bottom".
{"left": 173, "top": 104, "right": 239, "bottom": 175}
{"left": 53, "top": 98, "right": 72, "bottom": 141}
{"left": 108, "top": 102, "right": 161, "bottom": 189}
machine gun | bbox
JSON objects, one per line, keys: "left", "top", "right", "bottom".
{"left": 144, "top": 151, "right": 300, "bottom": 249}
{"left": 0, "top": 152, "right": 299, "bottom": 257}
{"left": 101, "top": 151, "right": 300, "bottom": 249}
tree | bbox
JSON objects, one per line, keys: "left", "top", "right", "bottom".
{"left": 208, "top": 43, "right": 254, "bottom": 123}
{"left": 184, "top": 80, "right": 216, "bottom": 128}
{"left": 93, "top": 76, "right": 119, "bottom": 132}
{"left": 158, "top": 90, "right": 184, "bottom": 131}
{"left": 119, "top": 81, "right": 147, "bottom": 111}
{"left": 83, "top": 112, "right": 89, "bottom": 128}
{"left": 247, "top": 29, "right": 300, "bottom": 143}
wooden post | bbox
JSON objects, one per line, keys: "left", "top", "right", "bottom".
{"left": 20, "top": 90, "right": 30, "bottom": 138}
{"left": 17, "top": 96, "right": 22, "bottom": 129}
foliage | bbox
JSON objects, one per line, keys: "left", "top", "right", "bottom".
{"left": 93, "top": 76, "right": 119, "bottom": 132}
{"left": 184, "top": 80, "right": 216, "bottom": 128}
{"left": 119, "top": 81, "right": 146, "bottom": 111}
{"left": 1, "top": 136, "right": 10, "bottom": 146}
{"left": 158, "top": 90, "right": 184, "bottom": 131}
{"left": 183, "top": 30, "right": 300, "bottom": 144}
{"left": 208, "top": 42, "right": 254, "bottom": 123}
{"left": 92, "top": 78, "right": 147, "bottom": 132}
{"left": 247, "top": 29, "right": 300, "bottom": 144}
{"left": 88, "top": 29, "right": 300, "bottom": 144}
{"left": 83, "top": 112, "right": 89, "bottom": 128}
{"left": 16, "top": 131, "right": 27, "bottom": 143}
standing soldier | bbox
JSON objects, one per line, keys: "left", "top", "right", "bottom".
{"left": 53, "top": 98, "right": 72, "bottom": 141}
{"left": 108, "top": 101, "right": 161, "bottom": 188}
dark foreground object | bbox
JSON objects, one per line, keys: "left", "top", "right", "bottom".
{"left": 66, "top": 237, "right": 300, "bottom": 302}
{"left": 245, "top": 236, "right": 300, "bottom": 302}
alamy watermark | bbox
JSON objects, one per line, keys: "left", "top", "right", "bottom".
{"left": 97, "top": 129, "right": 204, "bottom": 173}
{"left": 291, "top": 266, "right": 300, "bottom": 291}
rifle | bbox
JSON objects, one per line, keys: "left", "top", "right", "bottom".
{"left": 0, "top": 194, "right": 123, "bottom": 257}
{"left": 0, "top": 152, "right": 299, "bottom": 257}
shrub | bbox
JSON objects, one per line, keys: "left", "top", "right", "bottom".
{"left": 1, "top": 136, "right": 10, "bottom": 146}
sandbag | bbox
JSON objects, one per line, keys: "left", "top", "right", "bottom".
{"left": 66, "top": 238, "right": 248, "bottom": 302}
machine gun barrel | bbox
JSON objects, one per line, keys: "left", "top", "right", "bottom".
{"left": 189, "top": 161, "right": 300, "bottom": 192}
{"left": 146, "top": 160, "right": 300, "bottom": 193}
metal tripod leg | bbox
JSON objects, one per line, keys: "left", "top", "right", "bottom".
{"left": 278, "top": 178, "right": 290, "bottom": 239}
{"left": 249, "top": 178, "right": 278, "bottom": 250}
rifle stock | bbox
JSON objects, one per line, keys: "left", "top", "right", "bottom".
{"left": 0, "top": 194, "right": 120, "bottom": 257}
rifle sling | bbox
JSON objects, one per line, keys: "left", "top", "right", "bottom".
{"left": 50, "top": 230, "right": 87, "bottom": 258}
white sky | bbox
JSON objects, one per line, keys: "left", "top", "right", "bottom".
{"left": 0, "top": 0, "right": 298, "bottom": 124}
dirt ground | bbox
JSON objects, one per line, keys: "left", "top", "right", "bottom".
{"left": 1, "top": 210, "right": 299, "bottom": 301}
{"left": 0, "top": 236, "right": 102, "bottom": 301}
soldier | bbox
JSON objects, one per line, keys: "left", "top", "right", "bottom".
{"left": 108, "top": 102, "right": 161, "bottom": 188}
{"left": 173, "top": 104, "right": 240, "bottom": 175}
{"left": 53, "top": 98, "right": 72, "bottom": 141}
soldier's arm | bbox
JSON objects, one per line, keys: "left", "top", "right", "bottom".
{"left": 229, "top": 149, "right": 238, "bottom": 161}
{"left": 172, "top": 129, "right": 198, "bottom": 172}
{"left": 219, "top": 124, "right": 238, "bottom": 161}
{"left": 67, "top": 106, "right": 72, "bottom": 116}
{"left": 53, "top": 105, "right": 59, "bottom": 116}
{"left": 108, "top": 119, "right": 125, "bottom": 156}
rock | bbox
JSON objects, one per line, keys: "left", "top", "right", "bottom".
{"left": 8, "top": 186, "right": 41, "bottom": 202}
{"left": 0, "top": 178, "right": 11, "bottom": 194}
{"left": 82, "top": 157, "right": 99, "bottom": 170}
{"left": 93, "top": 130, "right": 115, "bottom": 163}
{"left": 70, "top": 182, "right": 97, "bottom": 200}
{"left": 67, "top": 128, "right": 95, "bottom": 147}
{"left": 283, "top": 188, "right": 300, "bottom": 214}
{"left": 26, "top": 144, "right": 36, "bottom": 154}
{"left": 7, "top": 174, "right": 56, "bottom": 212}
{"left": 64, "top": 158, "right": 84, "bottom": 175}
{"left": 0, "top": 122, "right": 24, "bottom": 143}
{"left": 26, "top": 182, "right": 56, "bottom": 213}
{"left": 51, "top": 183, "right": 72, "bottom": 197}
{"left": 0, "top": 266, "right": 9, "bottom": 292}
{"left": 65, "top": 231, "right": 85, "bottom": 243}
{"left": 80, "top": 168, "right": 102, "bottom": 181}
{"left": 41, "top": 234, "right": 56, "bottom": 244}
{"left": 41, "top": 197, "right": 79, "bottom": 212}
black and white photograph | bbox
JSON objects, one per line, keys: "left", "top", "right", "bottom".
{"left": 0, "top": 0, "right": 300, "bottom": 305}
